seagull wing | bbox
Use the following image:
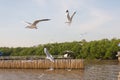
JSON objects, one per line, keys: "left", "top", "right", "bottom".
{"left": 44, "top": 48, "right": 54, "bottom": 62}
{"left": 39, "top": 19, "right": 51, "bottom": 21}
{"left": 44, "top": 48, "right": 51, "bottom": 57}
{"left": 71, "top": 11, "right": 76, "bottom": 20}
{"left": 33, "top": 19, "right": 50, "bottom": 25}
{"left": 67, "top": 13, "right": 71, "bottom": 21}
{"left": 25, "top": 21, "right": 32, "bottom": 25}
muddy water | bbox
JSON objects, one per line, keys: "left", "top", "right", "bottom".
{"left": 84, "top": 60, "right": 120, "bottom": 80}
{"left": 0, "top": 60, "right": 119, "bottom": 80}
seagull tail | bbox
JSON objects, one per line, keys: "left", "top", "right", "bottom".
{"left": 65, "top": 22, "right": 71, "bottom": 26}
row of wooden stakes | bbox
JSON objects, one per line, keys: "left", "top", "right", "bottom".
{"left": 0, "top": 59, "right": 84, "bottom": 69}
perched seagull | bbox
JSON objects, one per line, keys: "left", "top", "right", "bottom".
{"left": 44, "top": 48, "right": 54, "bottom": 62}
{"left": 65, "top": 10, "right": 76, "bottom": 25}
{"left": 25, "top": 19, "right": 50, "bottom": 29}
{"left": 64, "top": 53, "right": 68, "bottom": 58}
{"left": 116, "top": 52, "right": 120, "bottom": 57}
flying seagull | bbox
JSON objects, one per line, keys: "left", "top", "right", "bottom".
{"left": 25, "top": 19, "right": 50, "bottom": 29}
{"left": 44, "top": 47, "right": 54, "bottom": 62}
{"left": 65, "top": 10, "right": 76, "bottom": 25}
{"left": 80, "top": 32, "right": 87, "bottom": 38}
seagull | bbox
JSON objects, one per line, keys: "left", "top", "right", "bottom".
{"left": 25, "top": 19, "right": 50, "bottom": 29}
{"left": 80, "top": 32, "right": 87, "bottom": 38}
{"left": 44, "top": 48, "right": 54, "bottom": 62}
{"left": 64, "top": 53, "right": 68, "bottom": 58}
{"left": 65, "top": 10, "right": 76, "bottom": 25}
{"left": 116, "top": 52, "right": 120, "bottom": 57}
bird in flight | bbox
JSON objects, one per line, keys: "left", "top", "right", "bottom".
{"left": 25, "top": 19, "right": 50, "bottom": 29}
{"left": 65, "top": 10, "right": 76, "bottom": 25}
{"left": 80, "top": 32, "right": 87, "bottom": 38}
{"left": 44, "top": 47, "right": 54, "bottom": 62}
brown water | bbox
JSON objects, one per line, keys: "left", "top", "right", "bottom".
{"left": 0, "top": 60, "right": 119, "bottom": 80}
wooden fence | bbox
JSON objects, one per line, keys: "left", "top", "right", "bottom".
{"left": 0, "top": 59, "right": 84, "bottom": 69}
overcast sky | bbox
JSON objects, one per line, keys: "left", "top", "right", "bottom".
{"left": 0, "top": 0, "right": 120, "bottom": 47}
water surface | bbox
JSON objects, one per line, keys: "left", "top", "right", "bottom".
{"left": 0, "top": 60, "right": 119, "bottom": 80}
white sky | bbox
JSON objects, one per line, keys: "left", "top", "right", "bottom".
{"left": 0, "top": 0, "right": 120, "bottom": 47}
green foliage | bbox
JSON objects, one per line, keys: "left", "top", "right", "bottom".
{"left": 0, "top": 38, "right": 120, "bottom": 60}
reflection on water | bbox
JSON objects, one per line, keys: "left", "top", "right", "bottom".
{"left": 0, "top": 60, "right": 119, "bottom": 80}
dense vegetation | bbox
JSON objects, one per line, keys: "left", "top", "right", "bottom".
{"left": 0, "top": 38, "right": 120, "bottom": 60}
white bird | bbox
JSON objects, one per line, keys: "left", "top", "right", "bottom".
{"left": 44, "top": 48, "right": 54, "bottom": 62}
{"left": 80, "top": 32, "right": 87, "bottom": 38}
{"left": 64, "top": 53, "right": 68, "bottom": 58}
{"left": 25, "top": 19, "right": 50, "bottom": 29}
{"left": 65, "top": 10, "right": 76, "bottom": 25}
{"left": 116, "top": 52, "right": 120, "bottom": 57}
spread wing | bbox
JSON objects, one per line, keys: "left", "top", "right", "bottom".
{"left": 44, "top": 48, "right": 51, "bottom": 57}
{"left": 33, "top": 19, "right": 50, "bottom": 25}
{"left": 71, "top": 11, "right": 76, "bottom": 20}
{"left": 44, "top": 48, "right": 54, "bottom": 62}
{"left": 25, "top": 21, "right": 32, "bottom": 25}
{"left": 67, "top": 13, "right": 71, "bottom": 21}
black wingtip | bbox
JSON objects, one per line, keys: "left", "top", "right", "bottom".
{"left": 74, "top": 11, "right": 76, "bottom": 14}
{"left": 66, "top": 10, "right": 69, "bottom": 12}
